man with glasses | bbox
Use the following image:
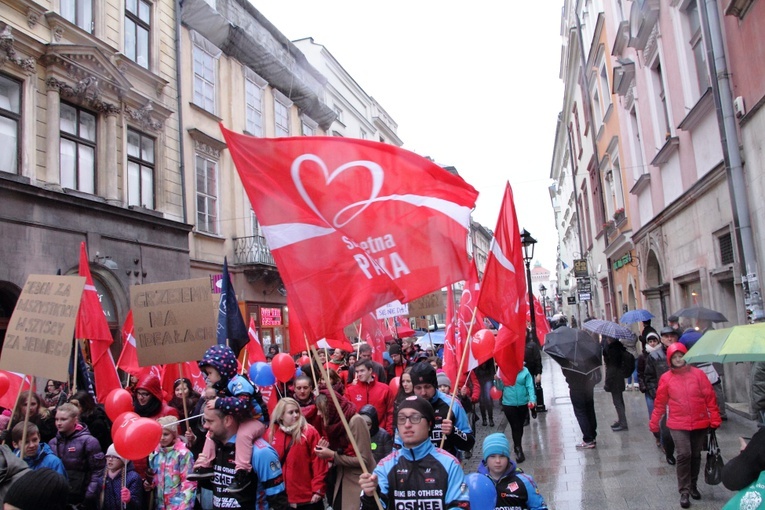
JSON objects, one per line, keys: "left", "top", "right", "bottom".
{"left": 359, "top": 395, "right": 470, "bottom": 509}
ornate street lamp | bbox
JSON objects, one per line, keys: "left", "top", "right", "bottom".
{"left": 521, "top": 229, "right": 537, "bottom": 343}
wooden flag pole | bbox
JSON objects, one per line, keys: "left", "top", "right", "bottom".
{"left": 356, "top": 322, "right": 363, "bottom": 358}
{"left": 178, "top": 363, "right": 189, "bottom": 423}
{"left": 72, "top": 338, "right": 80, "bottom": 394}
{"left": 240, "top": 349, "right": 248, "bottom": 376}
{"left": 121, "top": 465, "right": 127, "bottom": 510}
{"left": 303, "top": 334, "right": 320, "bottom": 395}
{"left": 18, "top": 385, "right": 34, "bottom": 463}
{"left": 439, "top": 305, "right": 479, "bottom": 450}
{"left": 309, "top": 345, "right": 383, "bottom": 510}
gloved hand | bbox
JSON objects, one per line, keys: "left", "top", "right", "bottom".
{"left": 121, "top": 487, "right": 131, "bottom": 503}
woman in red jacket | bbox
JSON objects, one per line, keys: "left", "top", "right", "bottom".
{"left": 649, "top": 342, "right": 721, "bottom": 508}
{"left": 265, "top": 397, "right": 328, "bottom": 509}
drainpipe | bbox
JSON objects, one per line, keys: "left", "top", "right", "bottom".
{"left": 700, "top": 0, "right": 763, "bottom": 322}
{"left": 567, "top": 122, "right": 585, "bottom": 327}
{"left": 175, "top": 0, "right": 188, "bottom": 223}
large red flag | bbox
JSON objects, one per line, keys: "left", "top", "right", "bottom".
{"left": 477, "top": 183, "right": 528, "bottom": 383}
{"left": 0, "top": 371, "right": 32, "bottom": 411}
{"left": 288, "top": 296, "right": 354, "bottom": 355}
{"left": 361, "top": 313, "right": 386, "bottom": 365}
{"left": 220, "top": 126, "right": 478, "bottom": 343}
{"left": 161, "top": 362, "right": 206, "bottom": 403}
{"left": 116, "top": 311, "right": 140, "bottom": 376}
{"left": 76, "top": 242, "right": 121, "bottom": 401}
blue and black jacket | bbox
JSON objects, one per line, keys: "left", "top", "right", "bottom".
{"left": 477, "top": 460, "right": 547, "bottom": 510}
{"left": 361, "top": 438, "right": 470, "bottom": 510}
{"left": 429, "top": 389, "right": 475, "bottom": 457}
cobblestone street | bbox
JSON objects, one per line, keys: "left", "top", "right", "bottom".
{"left": 462, "top": 354, "right": 751, "bottom": 509}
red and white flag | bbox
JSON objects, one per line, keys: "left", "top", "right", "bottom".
{"left": 528, "top": 297, "right": 550, "bottom": 346}
{"left": 161, "top": 362, "right": 206, "bottom": 403}
{"left": 442, "top": 285, "right": 459, "bottom": 386}
{"left": 220, "top": 126, "right": 478, "bottom": 343}
{"left": 288, "top": 296, "right": 354, "bottom": 355}
{"left": 0, "top": 371, "right": 33, "bottom": 411}
{"left": 361, "top": 312, "right": 386, "bottom": 365}
{"left": 477, "top": 183, "right": 528, "bottom": 385}
{"left": 76, "top": 242, "right": 121, "bottom": 401}
{"left": 239, "top": 317, "right": 267, "bottom": 372}
{"left": 116, "top": 311, "right": 140, "bottom": 376}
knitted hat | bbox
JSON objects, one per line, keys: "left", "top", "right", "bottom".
{"left": 106, "top": 443, "right": 126, "bottom": 462}
{"left": 483, "top": 433, "right": 511, "bottom": 461}
{"left": 389, "top": 343, "right": 402, "bottom": 356}
{"left": 645, "top": 331, "right": 660, "bottom": 343}
{"left": 5, "top": 468, "right": 69, "bottom": 510}
{"left": 409, "top": 361, "right": 438, "bottom": 387}
{"left": 437, "top": 373, "right": 452, "bottom": 389}
{"left": 383, "top": 352, "right": 393, "bottom": 365}
{"left": 396, "top": 395, "right": 435, "bottom": 426}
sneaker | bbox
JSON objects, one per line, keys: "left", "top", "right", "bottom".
{"left": 680, "top": 493, "right": 690, "bottom": 508}
{"left": 611, "top": 424, "right": 628, "bottom": 432}
{"left": 690, "top": 486, "right": 701, "bottom": 500}
{"left": 224, "top": 469, "right": 252, "bottom": 494}
{"left": 187, "top": 467, "right": 214, "bottom": 481}
{"left": 666, "top": 455, "right": 676, "bottom": 465}
{"left": 575, "top": 441, "right": 596, "bottom": 449}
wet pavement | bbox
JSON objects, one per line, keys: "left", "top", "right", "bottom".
{"left": 462, "top": 354, "right": 753, "bottom": 509}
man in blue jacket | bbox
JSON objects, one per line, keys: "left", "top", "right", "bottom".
{"left": 11, "top": 423, "right": 66, "bottom": 478}
{"left": 359, "top": 395, "right": 470, "bottom": 509}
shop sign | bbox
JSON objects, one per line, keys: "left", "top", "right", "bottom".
{"left": 612, "top": 252, "right": 632, "bottom": 271}
{"left": 261, "top": 307, "right": 282, "bottom": 326}
{"left": 574, "top": 259, "right": 588, "bottom": 278}
{"left": 567, "top": 296, "right": 577, "bottom": 305}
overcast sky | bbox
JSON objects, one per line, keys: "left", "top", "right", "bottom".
{"left": 254, "top": 1, "right": 565, "bottom": 275}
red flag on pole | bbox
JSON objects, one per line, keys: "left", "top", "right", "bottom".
{"left": 0, "top": 371, "right": 32, "bottom": 411}
{"left": 442, "top": 285, "right": 459, "bottom": 387}
{"left": 529, "top": 297, "right": 550, "bottom": 346}
{"left": 161, "top": 362, "right": 206, "bottom": 402}
{"left": 76, "top": 242, "right": 121, "bottom": 401}
{"left": 116, "top": 311, "right": 140, "bottom": 376}
{"left": 361, "top": 313, "right": 386, "bottom": 364}
{"left": 239, "top": 317, "right": 267, "bottom": 372}
{"left": 477, "top": 183, "right": 528, "bottom": 384}
{"left": 220, "top": 126, "right": 478, "bottom": 343}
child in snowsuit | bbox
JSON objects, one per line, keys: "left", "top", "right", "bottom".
{"left": 478, "top": 433, "right": 548, "bottom": 510}
{"left": 146, "top": 416, "right": 196, "bottom": 509}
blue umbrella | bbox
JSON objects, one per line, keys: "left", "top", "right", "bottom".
{"left": 620, "top": 309, "right": 654, "bottom": 324}
{"left": 582, "top": 319, "right": 636, "bottom": 340}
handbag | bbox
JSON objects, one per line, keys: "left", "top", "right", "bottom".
{"left": 705, "top": 428, "right": 724, "bottom": 486}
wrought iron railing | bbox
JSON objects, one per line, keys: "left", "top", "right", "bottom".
{"left": 233, "top": 235, "right": 276, "bottom": 266}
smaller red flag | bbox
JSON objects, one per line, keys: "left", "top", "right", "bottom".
{"left": 161, "top": 362, "right": 206, "bottom": 403}
{"left": 361, "top": 313, "right": 386, "bottom": 364}
{"left": 239, "top": 317, "right": 267, "bottom": 372}
{"left": 116, "top": 311, "right": 140, "bottom": 376}
{"left": 530, "top": 297, "right": 550, "bottom": 346}
{"left": 495, "top": 325, "right": 525, "bottom": 386}
{"left": 0, "top": 371, "right": 33, "bottom": 411}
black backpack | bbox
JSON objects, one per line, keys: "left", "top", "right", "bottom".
{"left": 620, "top": 350, "right": 636, "bottom": 378}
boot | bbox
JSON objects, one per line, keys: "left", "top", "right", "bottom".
{"left": 680, "top": 493, "right": 690, "bottom": 508}
{"left": 481, "top": 411, "right": 487, "bottom": 427}
{"left": 690, "top": 485, "right": 701, "bottom": 500}
{"left": 488, "top": 413, "right": 495, "bottom": 427}
{"left": 514, "top": 446, "right": 525, "bottom": 464}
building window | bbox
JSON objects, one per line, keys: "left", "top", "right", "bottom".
{"left": 301, "top": 121, "right": 314, "bottom": 136}
{"left": 718, "top": 232, "right": 734, "bottom": 265}
{"left": 0, "top": 74, "right": 21, "bottom": 174}
{"left": 599, "top": 63, "right": 611, "bottom": 111}
{"left": 245, "top": 77, "right": 263, "bottom": 136}
{"left": 333, "top": 105, "right": 343, "bottom": 124}
{"left": 127, "top": 128, "right": 154, "bottom": 208}
{"left": 301, "top": 115, "right": 317, "bottom": 137}
{"left": 193, "top": 43, "right": 216, "bottom": 114}
{"left": 196, "top": 154, "right": 218, "bottom": 234}
{"left": 591, "top": 85, "right": 602, "bottom": 131}
{"left": 125, "top": 0, "right": 150, "bottom": 69}
{"left": 685, "top": 0, "right": 710, "bottom": 95}
{"left": 60, "top": 103, "right": 96, "bottom": 194}
{"left": 61, "top": 0, "right": 93, "bottom": 33}
{"left": 629, "top": 106, "right": 645, "bottom": 178}
{"left": 274, "top": 99, "right": 289, "bottom": 137}
{"left": 650, "top": 60, "right": 671, "bottom": 141}
{"left": 360, "top": 129, "right": 367, "bottom": 140}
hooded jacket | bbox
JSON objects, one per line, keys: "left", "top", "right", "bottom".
{"left": 199, "top": 345, "right": 265, "bottom": 421}
{"left": 48, "top": 423, "right": 105, "bottom": 504}
{"left": 101, "top": 460, "right": 143, "bottom": 510}
{"left": 134, "top": 373, "right": 179, "bottom": 420}
{"left": 265, "top": 422, "right": 327, "bottom": 505}
{"left": 346, "top": 375, "right": 394, "bottom": 435}
{"left": 495, "top": 367, "right": 536, "bottom": 407}
{"left": 147, "top": 438, "right": 196, "bottom": 510}
{"left": 478, "top": 459, "right": 547, "bottom": 510}
{"left": 649, "top": 343, "right": 722, "bottom": 433}
{"left": 16, "top": 442, "right": 67, "bottom": 478}
{"left": 359, "top": 404, "right": 393, "bottom": 463}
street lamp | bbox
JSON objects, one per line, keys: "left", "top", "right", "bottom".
{"left": 521, "top": 229, "right": 537, "bottom": 343}
{"left": 539, "top": 283, "right": 547, "bottom": 318}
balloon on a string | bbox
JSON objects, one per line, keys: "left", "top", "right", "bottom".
{"left": 272, "top": 353, "right": 296, "bottom": 383}
{"left": 111, "top": 411, "right": 139, "bottom": 442}
{"left": 114, "top": 417, "right": 162, "bottom": 460}
{"left": 490, "top": 386, "right": 502, "bottom": 400}
{"left": 295, "top": 367, "right": 303, "bottom": 378}
{"left": 249, "top": 362, "right": 276, "bottom": 387}
{"left": 388, "top": 377, "right": 400, "bottom": 395}
{"left": 465, "top": 473, "right": 497, "bottom": 509}
{"left": 0, "top": 372, "right": 9, "bottom": 398}
{"left": 471, "top": 329, "right": 496, "bottom": 364}
{"left": 104, "top": 388, "right": 135, "bottom": 421}
{"left": 298, "top": 356, "right": 311, "bottom": 367}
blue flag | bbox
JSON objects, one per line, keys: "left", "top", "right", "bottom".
{"left": 217, "top": 257, "right": 248, "bottom": 356}
{"left": 562, "top": 261, "right": 569, "bottom": 269}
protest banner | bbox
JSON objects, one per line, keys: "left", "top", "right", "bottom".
{"left": 131, "top": 278, "right": 215, "bottom": 366}
{"left": 375, "top": 300, "right": 409, "bottom": 319}
{"left": 0, "top": 275, "right": 85, "bottom": 381}
{"left": 406, "top": 290, "right": 445, "bottom": 317}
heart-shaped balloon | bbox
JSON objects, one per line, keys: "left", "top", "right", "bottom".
{"left": 114, "top": 417, "right": 162, "bottom": 460}
{"left": 471, "top": 329, "right": 496, "bottom": 364}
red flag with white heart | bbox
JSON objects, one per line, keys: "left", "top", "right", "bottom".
{"left": 221, "top": 125, "right": 478, "bottom": 343}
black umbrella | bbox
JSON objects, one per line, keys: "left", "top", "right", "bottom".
{"left": 673, "top": 306, "right": 728, "bottom": 323}
{"left": 543, "top": 326, "right": 602, "bottom": 375}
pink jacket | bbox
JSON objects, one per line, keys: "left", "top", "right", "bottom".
{"left": 650, "top": 364, "right": 722, "bottom": 432}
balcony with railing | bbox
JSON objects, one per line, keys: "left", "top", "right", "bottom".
{"left": 233, "top": 235, "right": 276, "bottom": 267}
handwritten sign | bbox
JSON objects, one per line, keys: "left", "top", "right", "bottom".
{"left": 0, "top": 275, "right": 85, "bottom": 381}
{"left": 376, "top": 300, "right": 409, "bottom": 319}
{"left": 406, "top": 291, "right": 445, "bottom": 317}
{"left": 131, "top": 278, "right": 215, "bottom": 366}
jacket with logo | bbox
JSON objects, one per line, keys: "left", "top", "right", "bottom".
{"left": 429, "top": 390, "right": 475, "bottom": 457}
{"left": 360, "top": 438, "right": 470, "bottom": 509}
{"left": 346, "top": 377, "right": 394, "bottom": 435}
{"left": 477, "top": 460, "right": 547, "bottom": 510}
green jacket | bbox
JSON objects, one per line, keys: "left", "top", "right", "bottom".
{"left": 495, "top": 367, "right": 536, "bottom": 407}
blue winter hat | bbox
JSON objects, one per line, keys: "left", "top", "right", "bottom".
{"left": 483, "top": 433, "right": 511, "bottom": 461}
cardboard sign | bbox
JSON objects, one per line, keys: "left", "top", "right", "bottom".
{"left": 406, "top": 291, "right": 445, "bottom": 317}
{"left": 375, "top": 300, "right": 409, "bottom": 319}
{"left": 131, "top": 278, "right": 215, "bottom": 366}
{"left": 0, "top": 275, "right": 85, "bottom": 381}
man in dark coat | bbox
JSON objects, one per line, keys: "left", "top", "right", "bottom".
{"left": 603, "top": 336, "right": 629, "bottom": 431}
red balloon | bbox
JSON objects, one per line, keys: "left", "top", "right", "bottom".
{"left": 388, "top": 377, "right": 400, "bottom": 395}
{"left": 298, "top": 356, "right": 311, "bottom": 367}
{"left": 114, "top": 417, "right": 162, "bottom": 460}
{"left": 111, "top": 411, "right": 139, "bottom": 442}
{"left": 272, "top": 353, "right": 296, "bottom": 383}
{"left": 490, "top": 386, "right": 503, "bottom": 400}
{"left": 0, "top": 372, "right": 9, "bottom": 398}
{"left": 104, "top": 388, "right": 135, "bottom": 421}
{"left": 471, "top": 329, "right": 496, "bottom": 364}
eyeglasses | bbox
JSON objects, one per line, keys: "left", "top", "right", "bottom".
{"left": 397, "top": 413, "right": 425, "bottom": 425}
{"left": 136, "top": 391, "right": 151, "bottom": 398}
